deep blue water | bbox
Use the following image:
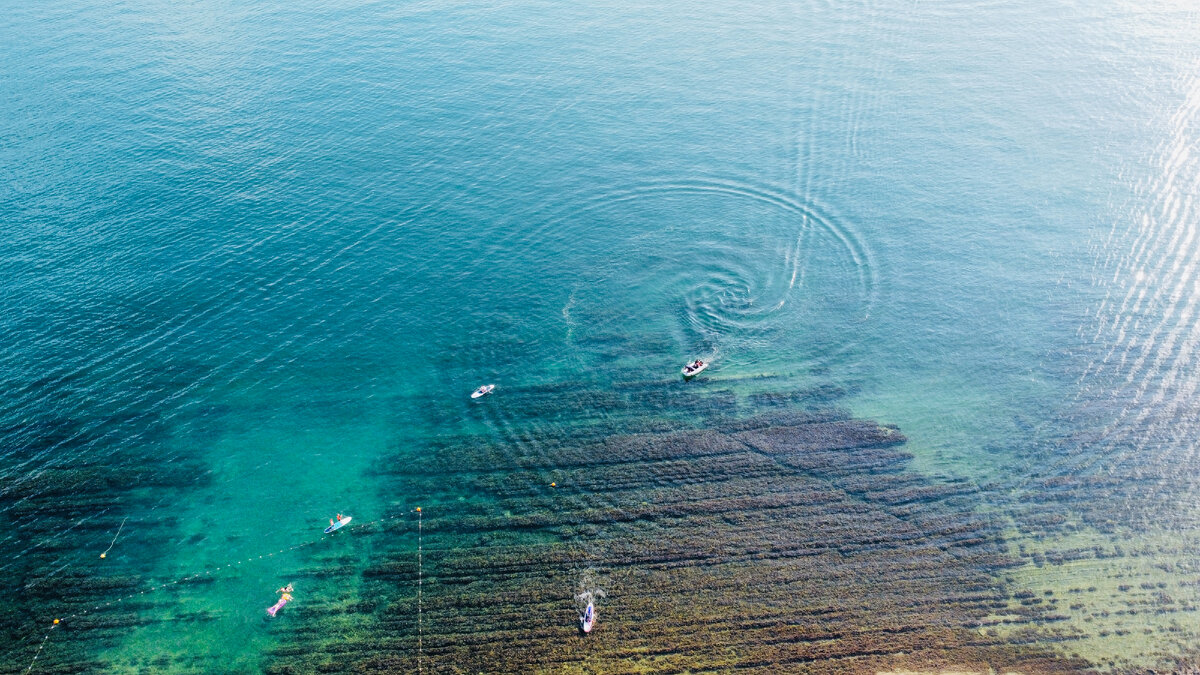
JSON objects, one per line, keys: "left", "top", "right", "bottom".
{"left": 4, "top": 0, "right": 1200, "bottom": 671}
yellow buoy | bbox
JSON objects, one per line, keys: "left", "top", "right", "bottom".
{"left": 550, "top": 483, "right": 557, "bottom": 487}
{"left": 53, "top": 619, "right": 60, "bottom": 625}
{"left": 100, "top": 553, "right": 106, "bottom": 559}
{"left": 416, "top": 507, "right": 421, "bottom": 512}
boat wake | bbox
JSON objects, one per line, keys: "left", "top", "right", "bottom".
{"left": 575, "top": 570, "right": 606, "bottom": 612}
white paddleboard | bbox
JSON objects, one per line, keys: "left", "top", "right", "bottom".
{"left": 324, "top": 516, "right": 352, "bottom": 534}
{"left": 581, "top": 601, "right": 595, "bottom": 633}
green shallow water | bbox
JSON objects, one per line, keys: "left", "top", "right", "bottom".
{"left": 4, "top": 0, "right": 1200, "bottom": 672}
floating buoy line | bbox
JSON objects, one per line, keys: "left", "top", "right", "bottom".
{"left": 416, "top": 506, "right": 423, "bottom": 675}
{"left": 23, "top": 631, "right": 53, "bottom": 674}
{"left": 23, "top": 508, "right": 426, "bottom": 673}
{"left": 99, "top": 516, "right": 127, "bottom": 560}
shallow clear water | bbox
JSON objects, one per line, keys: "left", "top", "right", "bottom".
{"left": 3, "top": 0, "right": 1200, "bottom": 672}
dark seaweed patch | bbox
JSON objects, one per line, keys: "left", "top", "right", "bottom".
{"left": 260, "top": 383, "right": 1083, "bottom": 673}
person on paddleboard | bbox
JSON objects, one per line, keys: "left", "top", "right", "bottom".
{"left": 267, "top": 589, "right": 293, "bottom": 617}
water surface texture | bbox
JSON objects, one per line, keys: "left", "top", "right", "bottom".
{"left": 4, "top": 0, "right": 1200, "bottom": 672}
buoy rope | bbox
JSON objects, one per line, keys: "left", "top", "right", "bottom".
{"left": 417, "top": 506, "right": 423, "bottom": 675}
{"left": 23, "top": 627, "right": 54, "bottom": 674}
{"left": 20, "top": 508, "right": 423, "bottom": 673}
{"left": 100, "top": 517, "right": 128, "bottom": 559}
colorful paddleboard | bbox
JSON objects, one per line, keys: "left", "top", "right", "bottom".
{"left": 267, "top": 593, "right": 292, "bottom": 617}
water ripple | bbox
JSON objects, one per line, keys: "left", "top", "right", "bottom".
{"left": 496, "top": 177, "right": 877, "bottom": 372}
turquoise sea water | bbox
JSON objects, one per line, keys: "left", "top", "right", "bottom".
{"left": 4, "top": 0, "right": 1200, "bottom": 672}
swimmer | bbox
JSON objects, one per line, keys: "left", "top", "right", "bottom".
{"left": 276, "top": 583, "right": 293, "bottom": 594}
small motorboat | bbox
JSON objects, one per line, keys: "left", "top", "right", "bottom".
{"left": 580, "top": 601, "right": 595, "bottom": 633}
{"left": 681, "top": 359, "right": 708, "bottom": 378}
{"left": 471, "top": 384, "right": 495, "bottom": 399}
